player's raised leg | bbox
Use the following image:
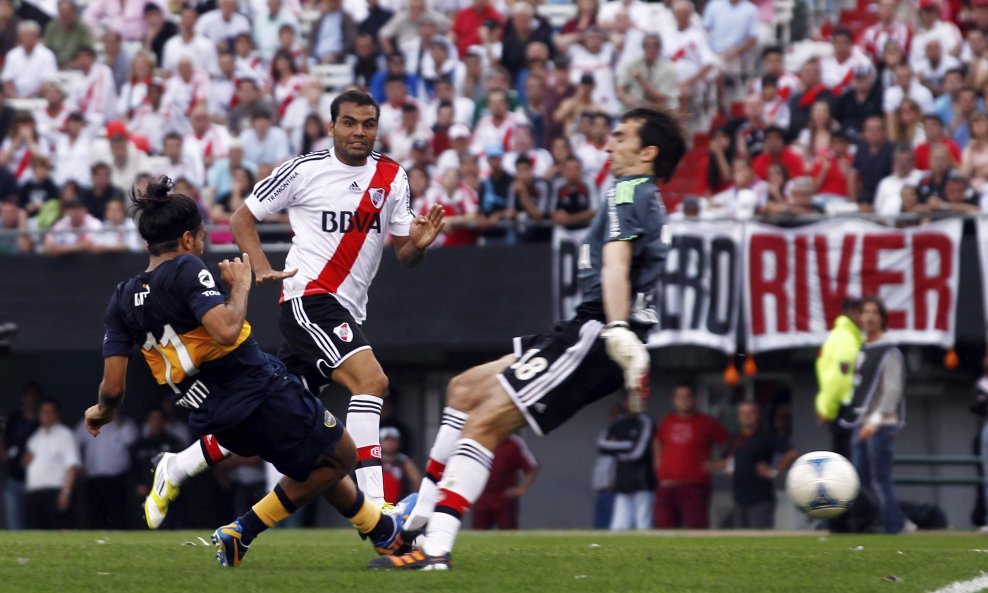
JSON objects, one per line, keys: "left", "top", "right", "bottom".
{"left": 145, "top": 435, "right": 231, "bottom": 528}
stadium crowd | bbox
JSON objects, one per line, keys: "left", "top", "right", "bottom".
{"left": 0, "top": 0, "right": 986, "bottom": 255}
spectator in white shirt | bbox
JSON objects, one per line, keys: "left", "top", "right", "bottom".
{"left": 240, "top": 107, "right": 292, "bottom": 167}
{"left": 910, "top": 0, "right": 962, "bottom": 69}
{"left": 92, "top": 198, "right": 140, "bottom": 254}
{"left": 33, "top": 80, "right": 71, "bottom": 143}
{"left": 873, "top": 145, "right": 924, "bottom": 217}
{"left": 471, "top": 88, "right": 522, "bottom": 154}
{"left": 664, "top": 0, "right": 718, "bottom": 114}
{"left": 156, "top": 132, "right": 205, "bottom": 189}
{"left": 24, "top": 399, "right": 80, "bottom": 529}
{"left": 43, "top": 197, "right": 104, "bottom": 255}
{"left": 91, "top": 124, "right": 148, "bottom": 193}
{"left": 162, "top": 58, "right": 211, "bottom": 137}
{"left": 196, "top": 0, "right": 252, "bottom": 48}
{"left": 52, "top": 112, "right": 93, "bottom": 188}
{"left": 915, "top": 39, "right": 961, "bottom": 97}
{"left": 184, "top": 105, "right": 231, "bottom": 171}
{"left": 820, "top": 27, "right": 872, "bottom": 95}
{"left": 883, "top": 64, "right": 934, "bottom": 115}
{"left": 254, "top": 0, "right": 300, "bottom": 61}
{"left": 567, "top": 27, "right": 619, "bottom": 115}
{"left": 69, "top": 46, "right": 117, "bottom": 130}
{"left": 162, "top": 4, "right": 220, "bottom": 76}
{"left": 74, "top": 413, "right": 137, "bottom": 529}
{"left": 502, "top": 124, "right": 552, "bottom": 178}
{"left": 436, "top": 121, "right": 473, "bottom": 173}
{"left": 1, "top": 20, "right": 58, "bottom": 97}
{"left": 385, "top": 103, "right": 432, "bottom": 164}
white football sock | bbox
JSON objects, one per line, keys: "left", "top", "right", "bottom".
{"left": 405, "top": 407, "right": 467, "bottom": 531}
{"left": 422, "top": 438, "right": 493, "bottom": 557}
{"left": 347, "top": 394, "right": 385, "bottom": 505}
{"left": 167, "top": 436, "right": 230, "bottom": 484}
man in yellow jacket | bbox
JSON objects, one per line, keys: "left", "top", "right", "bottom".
{"left": 815, "top": 298, "right": 863, "bottom": 460}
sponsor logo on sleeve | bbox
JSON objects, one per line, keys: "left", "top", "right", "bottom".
{"left": 198, "top": 270, "right": 216, "bottom": 288}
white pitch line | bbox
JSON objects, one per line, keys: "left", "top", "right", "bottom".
{"left": 927, "top": 574, "right": 988, "bottom": 593}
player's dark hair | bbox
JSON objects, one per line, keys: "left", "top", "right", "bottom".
{"left": 842, "top": 297, "right": 862, "bottom": 314}
{"left": 329, "top": 90, "right": 380, "bottom": 123}
{"left": 861, "top": 295, "right": 889, "bottom": 330}
{"left": 621, "top": 106, "right": 686, "bottom": 182}
{"left": 131, "top": 176, "right": 203, "bottom": 255}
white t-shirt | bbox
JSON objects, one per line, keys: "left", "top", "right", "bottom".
{"left": 52, "top": 133, "right": 94, "bottom": 188}
{"left": 1, "top": 45, "right": 58, "bottom": 97}
{"left": 502, "top": 148, "right": 553, "bottom": 177}
{"left": 873, "top": 170, "right": 924, "bottom": 217}
{"left": 909, "top": 21, "right": 962, "bottom": 69}
{"left": 244, "top": 148, "right": 415, "bottom": 322}
{"left": 820, "top": 48, "right": 872, "bottom": 92}
{"left": 882, "top": 80, "right": 935, "bottom": 114}
{"left": 194, "top": 10, "right": 252, "bottom": 46}
{"left": 25, "top": 424, "right": 80, "bottom": 491}
{"left": 661, "top": 24, "right": 720, "bottom": 85}
{"left": 47, "top": 214, "right": 104, "bottom": 246}
{"left": 568, "top": 42, "right": 620, "bottom": 115}
{"left": 162, "top": 35, "right": 220, "bottom": 76}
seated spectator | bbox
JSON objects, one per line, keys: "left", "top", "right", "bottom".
{"left": 427, "top": 100, "right": 454, "bottom": 158}
{"left": 888, "top": 98, "right": 926, "bottom": 148}
{"left": 557, "top": 0, "right": 598, "bottom": 52}
{"left": 910, "top": 0, "right": 962, "bottom": 68}
{"left": 358, "top": 0, "right": 392, "bottom": 41}
{"left": 403, "top": 139, "right": 434, "bottom": 179}
{"left": 206, "top": 140, "right": 256, "bottom": 206}
{"left": 764, "top": 161, "right": 788, "bottom": 208}
{"left": 33, "top": 81, "right": 70, "bottom": 143}
{"left": 369, "top": 53, "right": 419, "bottom": 104}
{"left": 142, "top": 3, "right": 178, "bottom": 67}
{"left": 379, "top": 73, "right": 419, "bottom": 141}
{"left": 567, "top": 27, "right": 619, "bottom": 114}
{"left": 24, "top": 399, "right": 80, "bottom": 530}
{"left": 1, "top": 21, "right": 58, "bottom": 98}
{"left": 758, "top": 74, "right": 791, "bottom": 130}
{"left": 810, "top": 129, "right": 853, "bottom": 202}
{"left": 43, "top": 0, "right": 92, "bottom": 68}
{"left": 451, "top": 0, "right": 503, "bottom": 58}
{"left": 752, "top": 126, "right": 804, "bottom": 181}
{"left": 117, "top": 51, "right": 156, "bottom": 120}
{"left": 849, "top": 116, "right": 894, "bottom": 210}
{"left": 99, "top": 25, "right": 128, "bottom": 92}
{"left": 929, "top": 171, "right": 981, "bottom": 215}
{"left": 472, "top": 89, "right": 523, "bottom": 155}
{"left": 899, "top": 184, "right": 925, "bottom": 220}
{"left": 420, "top": 36, "right": 464, "bottom": 100}
{"left": 128, "top": 79, "right": 167, "bottom": 153}
{"left": 917, "top": 144, "right": 957, "bottom": 204}
{"left": 915, "top": 39, "right": 960, "bottom": 96}
{"left": 161, "top": 57, "right": 211, "bottom": 136}
{"left": 788, "top": 59, "right": 833, "bottom": 141}
{"left": 185, "top": 105, "right": 231, "bottom": 172}
{"left": 750, "top": 46, "right": 799, "bottom": 102}
{"left": 196, "top": 0, "right": 251, "bottom": 48}
{"left": 501, "top": 2, "right": 553, "bottom": 82}
{"left": 1, "top": 112, "right": 52, "bottom": 187}
{"left": 300, "top": 113, "right": 332, "bottom": 155}
{"left": 407, "top": 166, "right": 429, "bottom": 206}
{"left": 211, "top": 166, "right": 254, "bottom": 229}
{"left": 700, "top": 127, "right": 732, "bottom": 197}
{"left": 94, "top": 124, "right": 148, "bottom": 194}
{"left": 968, "top": 30, "right": 988, "bottom": 89}
{"left": 423, "top": 78, "right": 476, "bottom": 129}
{"left": 0, "top": 196, "right": 28, "bottom": 253}
{"left": 52, "top": 112, "right": 92, "bottom": 189}
{"left": 162, "top": 4, "right": 219, "bottom": 76}
{"left": 232, "top": 32, "right": 266, "bottom": 83}
{"left": 156, "top": 132, "right": 205, "bottom": 189}
{"left": 877, "top": 39, "right": 904, "bottom": 90}
{"left": 502, "top": 124, "right": 552, "bottom": 178}
{"left": 282, "top": 76, "right": 334, "bottom": 153}
{"left": 240, "top": 108, "right": 291, "bottom": 167}
{"left": 70, "top": 45, "right": 117, "bottom": 130}
{"left": 858, "top": 0, "right": 909, "bottom": 62}
{"left": 353, "top": 33, "right": 384, "bottom": 91}
{"left": 17, "top": 155, "right": 58, "bottom": 220}
{"left": 735, "top": 94, "right": 769, "bottom": 161}
{"left": 270, "top": 50, "right": 305, "bottom": 121}
{"left": 794, "top": 99, "right": 836, "bottom": 165}
{"left": 308, "top": 0, "right": 357, "bottom": 64}
{"left": 915, "top": 114, "right": 962, "bottom": 170}
{"left": 874, "top": 145, "right": 924, "bottom": 217}
{"left": 947, "top": 87, "right": 981, "bottom": 149}
{"left": 574, "top": 111, "right": 612, "bottom": 190}
{"left": 554, "top": 75, "right": 608, "bottom": 137}
{"left": 546, "top": 136, "right": 573, "bottom": 183}
{"left": 761, "top": 176, "right": 823, "bottom": 217}
{"left": 883, "top": 64, "right": 934, "bottom": 116}
{"left": 400, "top": 16, "right": 447, "bottom": 88}
{"left": 415, "top": 167, "right": 478, "bottom": 248}
{"left": 94, "top": 197, "right": 141, "bottom": 252}
{"left": 833, "top": 66, "right": 883, "bottom": 136}
{"left": 82, "top": 162, "right": 125, "bottom": 220}
{"left": 551, "top": 156, "right": 596, "bottom": 230}
{"left": 435, "top": 122, "right": 472, "bottom": 174}
{"left": 378, "top": 0, "right": 449, "bottom": 56}
{"left": 710, "top": 158, "right": 768, "bottom": 219}
{"left": 477, "top": 144, "right": 516, "bottom": 244}
{"left": 43, "top": 197, "right": 103, "bottom": 255}
{"left": 820, "top": 27, "right": 871, "bottom": 95}
{"left": 508, "top": 155, "right": 552, "bottom": 242}
{"left": 961, "top": 113, "right": 988, "bottom": 189}
{"left": 385, "top": 103, "right": 432, "bottom": 165}
{"left": 932, "top": 69, "right": 967, "bottom": 132}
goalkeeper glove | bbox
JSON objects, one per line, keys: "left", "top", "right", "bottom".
{"left": 601, "top": 321, "right": 650, "bottom": 411}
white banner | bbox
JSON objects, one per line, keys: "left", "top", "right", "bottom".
{"left": 743, "top": 218, "right": 964, "bottom": 353}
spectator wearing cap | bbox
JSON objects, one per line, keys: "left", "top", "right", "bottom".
{"left": 833, "top": 65, "right": 883, "bottom": 135}
{"left": 873, "top": 146, "right": 923, "bottom": 217}
{"left": 502, "top": 124, "right": 552, "bottom": 178}
{"left": 915, "top": 39, "right": 960, "bottom": 97}
{"left": 378, "top": 0, "right": 450, "bottom": 57}
{"left": 859, "top": 0, "right": 910, "bottom": 62}
{"left": 752, "top": 126, "right": 805, "bottom": 182}
{"left": 820, "top": 27, "right": 872, "bottom": 96}
{"left": 915, "top": 114, "right": 961, "bottom": 171}
{"left": 471, "top": 88, "right": 522, "bottom": 155}
{"left": 308, "top": 0, "right": 357, "bottom": 64}
{"left": 142, "top": 3, "right": 177, "bottom": 67}
{"left": 910, "top": 0, "right": 962, "bottom": 69}
{"left": 52, "top": 112, "right": 93, "bottom": 189}
{"left": 501, "top": 2, "right": 554, "bottom": 82}
{"left": 380, "top": 426, "right": 421, "bottom": 504}
{"left": 254, "top": 0, "right": 300, "bottom": 61}
{"left": 196, "top": 0, "right": 251, "bottom": 48}
{"left": 42, "top": 196, "right": 103, "bottom": 255}
{"left": 156, "top": 132, "right": 205, "bottom": 188}
{"left": 452, "top": 0, "right": 503, "bottom": 57}
{"left": 43, "top": 0, "right": 92, "bottom": 67}
{"left": 567, "top": 27, "right": 619, "bottom": 115}
{"left": 961, "top": 112, "right": 988, "bottom": 190}
{"left": 403, "top": 137, "right": 434, "bottom": 177}
{"left": 477, "top": 143, "right": 516, "bottom": 244}
{"left": 415, "top": 166, "right": 478, "bottom": 248}
{"left": 761, "top": 176, "right": 822, "bottom": 218}
{"left": 916, "top": 143, "right": 956, "bottom": 206}
{"left": 162, "top": 5, "right": 219, "bottom": 76}
{"left": 810, "top": 128, "right": 853, "bottom": 203}
{"left": 385, "top": 103, "right": 432, "bottom": 164}
{"left": 1, "top": 21, "right": 57, "bottom": 98}
{"left": 849, "top": 116, "right": 894, "bottom": 210}
{"left": 82, "top": 162, "right": 125, "bottom": 220}
{"left": 702, "top": 0, "right": 759, "bottom": 95}
{"left": 70, "top": 46, "right": 117, "bottom": 129}
{"left": 241, "top": 108, "right": 291, "bottom": 167}
{"left": 551, "top": 156, "right": 596, "bottom": 229}
{"left": 436, "top": 122, "right": 472, "bottom": 173}
{"left": 617, "top": 34, "right": 676, "bottom": 111}
{"left": 787, "top": 59, "right": 833, "bottom": 142}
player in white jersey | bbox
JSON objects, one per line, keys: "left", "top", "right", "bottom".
{"left": 140, "top": 91, "right": 445, "bottom": 531}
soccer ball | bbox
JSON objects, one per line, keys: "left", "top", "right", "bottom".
{"left": 785, "top": 451, "right": 860, "bottom": 520}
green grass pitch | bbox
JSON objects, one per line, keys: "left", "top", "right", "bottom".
{"left": 1, "top": 530, "right": 986, "bottom": 593}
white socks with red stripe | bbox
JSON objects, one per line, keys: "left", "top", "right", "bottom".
{"left": 404, "top": 407, "right": 468, "bottom": 531}
{"left": 166, "top": 435, "right": 230, "bottom": 484}
{"left": 422, "top": 438, "right": 493, "bottom": 557}
{"left": 347, "top": 394, "right": 385, "bottom": 506}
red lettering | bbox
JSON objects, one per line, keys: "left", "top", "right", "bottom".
{"left": 794, "top": 236, "right": 809, "bottom": 331}
{"left": 749, "top": 234, "right": 789, "bottom": 335}
{"left": 815, "top": 235, "right": 856, "bottom": 326}
{"left": 861, "top": 234, "right": 906, "bottom": 329}
{"left": 911, "top": 233, "right": 953, "bottom": 331}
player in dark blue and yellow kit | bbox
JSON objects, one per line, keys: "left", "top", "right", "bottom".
{"left": 83, "top": 178, "right": 415, "bottom": 568}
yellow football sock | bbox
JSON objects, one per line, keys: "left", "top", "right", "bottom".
{"left": 252, "top": 491, "right": 293, "bottom": 527}
{"left": 349, "top": 497, "right": 382, "bottom": 534}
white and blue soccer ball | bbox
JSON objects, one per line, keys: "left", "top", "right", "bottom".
{"left": 785, "top": 451, "right": 860, "bottom": 520}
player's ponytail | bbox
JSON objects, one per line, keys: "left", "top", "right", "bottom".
{"left": 131, "top": 176, "right": 203, "bottom": 255}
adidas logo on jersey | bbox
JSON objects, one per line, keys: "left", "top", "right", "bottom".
{"left": 347, "top": 181, "right": 361, "bottom": 192}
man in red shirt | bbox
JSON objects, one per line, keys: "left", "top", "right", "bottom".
{"left": 471, "top": 434, "right": 538, "bottom": 530}
{"left": 914, "top": 114, "right": 962, "bottom": 170}
{"left": 810, "top": 129, "right": 853, "bottom": 199}
{"left": 452, "top": 0, "right": 504, "bottom": 57}
{"left": 652, "top": 383, "right": 728, "bottom": 529}
{"left": 753, "top": 126, "right": 805, "bottom": 181}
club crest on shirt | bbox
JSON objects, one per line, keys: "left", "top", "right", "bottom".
{"left": 369, "top": 187, "right": 386, "bottom": 209}
{"left": 333, "top": 322, "right": 353, "bottom": 343}
{"left": 324, "top": 410, "right": 337, "bottom": 428}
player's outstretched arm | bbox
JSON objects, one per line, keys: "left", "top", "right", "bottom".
{"left": 85, "top": 356, "right": 129, "bottom": 437}
{"left": 393, "top": 204, "right": 446, "bottom": 267}
{"left": 600, "top": 240, "right": 650, "bottom": 411}
{"left": 230, "top": 206, "right": 298, "bottom": 285}
{"left": 200, "top": 254, "right": 253, "bottom": 345}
